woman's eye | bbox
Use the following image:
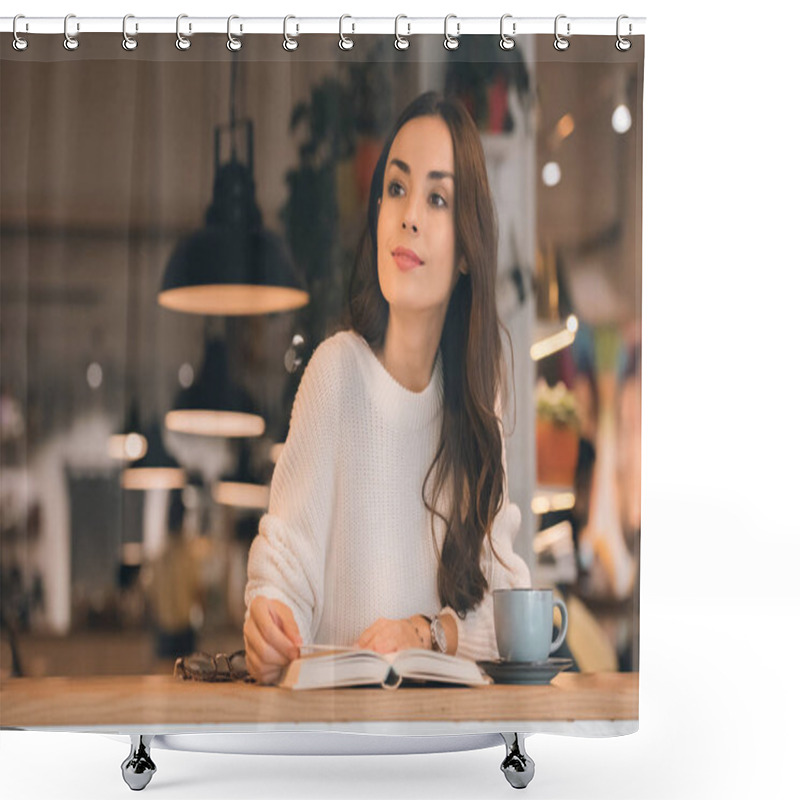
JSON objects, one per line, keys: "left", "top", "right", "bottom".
{"left": 386, "top": 182, "right": 447, "bottom": 208}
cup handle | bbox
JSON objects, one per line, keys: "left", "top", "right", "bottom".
{"left": 550, "top": 598, "right": 568, "bottom": 654}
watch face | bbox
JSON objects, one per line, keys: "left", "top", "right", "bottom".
{"left": 432, "top": 618, "right": 447, "bottom": 652}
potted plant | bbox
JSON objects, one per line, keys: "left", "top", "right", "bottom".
{"left": 347, "top": 46, "right": 394, "bottom": 203}
{"left": 535, "top": 379, "right": 580, "bottom": 486}
{"left": 444, "top": 36, "right": 532, "bottom": 134}
{"left": 279, "top": 50, "right": 393, "bottom": 355}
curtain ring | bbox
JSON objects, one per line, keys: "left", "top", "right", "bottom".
{"left": 499, "top": 14, "right": 515, "bottom": 50}
{"left": 63, "top": 13, "right": 79, "bottom": 51}
{"left": 227, "top": 15, "right": 242, "bottom": 51}
{"left": 394, "top": 15, "right": 410, "bottom": 51}
{"left": 122, "top": 14, "right": 138, "bottom": 51}
{"left": 176, "top": 14, "right": 191, "bottom": 50}
{"left": 443, "top": 14, "right": 460, "bottom": 51}
{"left": 616, "top": 15, "right": 632, "bottom": 51}
{"left": 554, "top": 14, "right": 570, "bottom": 51}
{"left": 12, "top": 15, "right": 29, "bottom": 51}
{"left": 283, "top": 15, "right": 298, "bottom": 51}
{"left": 339, "top": 14, "right": 354, "bottom": 50}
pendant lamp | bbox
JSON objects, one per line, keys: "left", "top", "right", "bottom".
{"left": 122, "top": 421, "right": 186, "bottom": 490}
{"left": 109, "top": 248, "right": 148, "bottom": 460}
{"left": 213, "top": 441, "right": 270, "bottom": 510}
{"left": 158, "top": 57, "right": 309, "bottom": 316}
{"left": 165, "top": 336, "right": 265, "bottom": 438}
{"left": 108, "top": 400, "right": 148, "bottom": 462}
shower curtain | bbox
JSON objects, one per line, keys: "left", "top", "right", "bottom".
{"left": 1, "top": 23, "right": 642, "bottom": 739}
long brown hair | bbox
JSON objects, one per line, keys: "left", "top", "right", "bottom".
{"left": 348, "top": 91, "right": 512, "bottom": 617}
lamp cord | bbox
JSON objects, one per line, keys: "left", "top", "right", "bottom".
{"left": 229, "top": 54, "right": 238, "bottom": 161}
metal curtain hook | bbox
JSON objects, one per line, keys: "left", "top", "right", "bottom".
{"left": 554, "top": 14, "right": 570, "bottom": 51}
{"left": 394, "top": 15, "right": 410, "bottom": 51}
{"left": 443, "top": 14, "right": 460, "bottom": 51}
{"left": 616, "top": 14, "right": 632, "bottom": 51}
{"left": 12, "top": 14, "right": 29, "bottom": 51}
{"left": 500, "top": 14, "right": 515, "bottom": 50}
{"left": 339, "top": 14, "right": 354, "bottom": 50}
{"left": 122, "top": 14, "right": 138, "bottom": 51}
{"left": 176, "top": 14, "right": 191, "bottom": 50}
{"left": 63, "top": 13, "right": 79, "bottom": 51}
{"left": 283, "top": 15, "right": 298, "bottom": 51}
{"left": 227, "top": 15, "right": 242, "bottom": 51}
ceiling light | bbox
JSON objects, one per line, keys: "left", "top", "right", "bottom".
{"left": 214, "top": 442, "right": 271, "bottom": 510}
{"left": 159, "top": 59, "right": 308, "bottom": 316}
{"left": 108, "top": 401, "right": 148, "bottom": 462}
{"left": 542, "top": 161, "right": 561, "bottom": 187}
{"left": 86, "top": 362, "right": 103, "bottom": 389}
{"left": 556, "top": 113, "right": 575, "bottom": 140}
{"left": 107, "top": 433, "right": 147, "bottom": 462}
{"left": 122, "top": 422, "right": 186, "bottom": 490}
{"left": 165, "top": 337, "right": 265, "bottom": 438}
{"left": 178, "top": 363, "right": 194, "bottom": 389}
{"left": 612, "top": 103, "right": 632, "bottom": 134}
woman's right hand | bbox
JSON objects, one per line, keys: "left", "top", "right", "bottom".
{"left": 243, "top": 596, "right": 303, "bottom": 684}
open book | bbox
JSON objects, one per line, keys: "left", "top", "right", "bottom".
{"left": 277, "top": 645, "right": 492, "bottom": 690}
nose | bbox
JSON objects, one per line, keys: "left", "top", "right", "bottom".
{"left": 401, "top": 192, "right": 420, "bottom": 233}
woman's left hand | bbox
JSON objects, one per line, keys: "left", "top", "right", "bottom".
{"left": 357, "top": 617, "right": 424, "bottom": 653}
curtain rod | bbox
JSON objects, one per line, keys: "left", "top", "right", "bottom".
{"left": 1, "top": 15, "right": 646, "bottom": 38}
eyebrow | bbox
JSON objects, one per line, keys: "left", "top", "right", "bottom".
{"left": 388, "top": 158, "right": 455, "bottom": 183}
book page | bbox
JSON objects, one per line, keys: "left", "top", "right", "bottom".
{"left": 390, "top": 649, "right": 491, "bottom": 686}
{"left": 280, "top": 649, "right": 390, "bottom": 690}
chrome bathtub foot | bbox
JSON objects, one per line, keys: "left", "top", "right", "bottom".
{"left": 500, "top": 733, "right": 535, "bottom": 789}
{"left": 121, "top": 735, "right": 156, "bottom": 791}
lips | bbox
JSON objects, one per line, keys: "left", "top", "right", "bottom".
{"left": 392, "top": 246, "right": 423, "bottom": 272}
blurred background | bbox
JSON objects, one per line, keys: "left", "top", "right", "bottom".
{"left": 1, "top": 34, "right": 642, "bottom": 677}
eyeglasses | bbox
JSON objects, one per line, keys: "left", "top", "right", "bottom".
{"left": 173, "top": 649, "right": 254, "bottom": 682}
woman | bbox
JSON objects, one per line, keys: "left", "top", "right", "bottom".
{"left": 244, "top": 91, "right": 531, "bottom": 684}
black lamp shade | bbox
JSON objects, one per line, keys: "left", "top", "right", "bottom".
{"left": 159, "top": 227, "right": 309, "bottom": 316}
{"left": 159, "top": 143, "right": 309, "bottom": 316}
{"left": 122, "top": 422, "right": 186, "bottom": 490}
{"left": 165, "top": 338, "right": 265, "bottom": 438}
{"left": 214, "top": 441, "right": 271, "bottom": 510}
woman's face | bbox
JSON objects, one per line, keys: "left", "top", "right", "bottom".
{"left": 376, "top": 115, "right": 465, "bottom": 319}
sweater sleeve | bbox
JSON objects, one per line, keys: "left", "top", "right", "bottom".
{"left": 244, "top": 338, "right": 341, "bottom": 645}
{"left": 439, "top": 427, "right": 532, "bottom": 662}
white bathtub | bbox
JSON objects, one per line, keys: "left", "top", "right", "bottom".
{"left": 107, "top": 721, "right": 636, "bottom": 791}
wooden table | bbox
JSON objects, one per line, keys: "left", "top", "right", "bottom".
{"left": 1, "top": 672, "right": 637, "bottom": 734}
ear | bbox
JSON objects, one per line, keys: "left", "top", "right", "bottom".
{"left": 458, "top": 255, "right": 468, "bottom": 275}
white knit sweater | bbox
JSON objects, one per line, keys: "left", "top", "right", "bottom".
{"left": 245, "top": 329, "right": 531, "bottom": 662}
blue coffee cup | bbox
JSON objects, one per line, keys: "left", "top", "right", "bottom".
{"left": 493, "top": 588, "right": 568, "bottom": 662}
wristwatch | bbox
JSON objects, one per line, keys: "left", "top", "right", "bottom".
{"left": 422, "top": 614, "right": 448, "bottom": 654}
